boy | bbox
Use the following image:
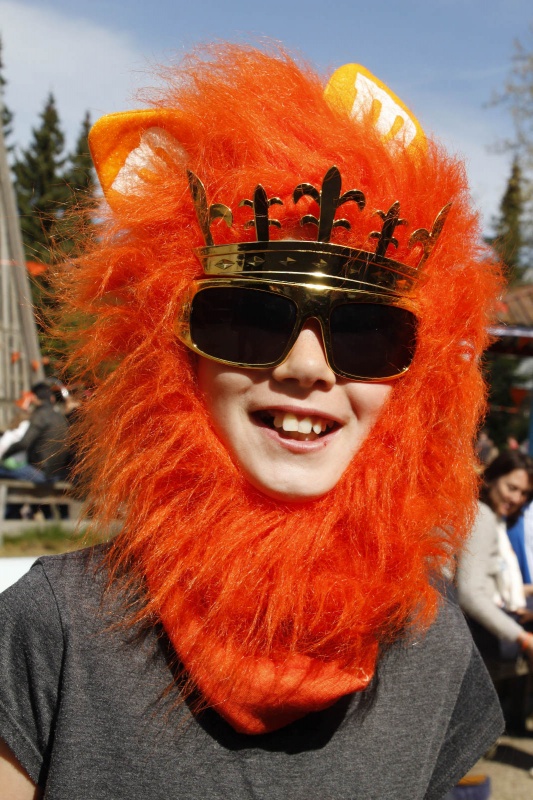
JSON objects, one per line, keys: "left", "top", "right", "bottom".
{"left": 0, "top": 45, "right": 503, "bottom": 799}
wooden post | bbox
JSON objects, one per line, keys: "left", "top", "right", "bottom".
{"left": 0, "top": 117, "right": 44, "bottom": 429}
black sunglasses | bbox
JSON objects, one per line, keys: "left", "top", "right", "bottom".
{"left": 176, "top": 280, "right": 418, "bottom": 382}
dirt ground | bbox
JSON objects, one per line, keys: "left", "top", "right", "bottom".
{"left": 466, "top": 733, "right": 533, "bottom": 800}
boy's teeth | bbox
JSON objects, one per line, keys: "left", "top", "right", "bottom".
{"left": 282, "top": 413, "right": 299, "bottom": 432}
{"left": 298, "top": 417, "right": 313, "bottom": 434}
{"left": 271, "top": 412, "right": 331, "bottom": 435}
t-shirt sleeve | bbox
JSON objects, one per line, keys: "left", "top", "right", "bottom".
{"left": 424, "top": 642, "right": 504, "bottom": 800}
{"left": 0, "top": 562, "right": 64, "bottom": 786}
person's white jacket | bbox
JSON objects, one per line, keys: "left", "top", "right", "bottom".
{"left": 456, "top": 501, "right": 525, "bottom": 642}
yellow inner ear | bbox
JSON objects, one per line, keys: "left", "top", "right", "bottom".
{"left": 324, "top": 63, "right": 426, "bottom": 151}
{"left": 89, "top": 108, "right": 193, "bottom": 201}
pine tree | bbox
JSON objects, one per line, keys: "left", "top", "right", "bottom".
{"left": 12, "top": 93, "right": 71, "bottom": 356}
{"left": 484, "top": 354, "right": 530, "bottom": 448}
{"left": 54, "top": 111, "right": 96, "bottom": 257}
{"left": 489, "top": 157, "right": 525, "bottom": 284}
{"left": 483, "top": 29, "right": 533, "bottom": 452}
{"left": 11, "top": 97, "right": 97, "bottom": 367}
{"left": 64, "top": 111, "right": 94, "bottom": 196}
{"left": 0, "top": 35, "right": 14, "bottom": 147}
{"left": 45, "top": 112, "right": 97, "bottom": 372}
{"left": 492, "top": 30, "right": 533, "bottom": 268}
{"left": 13, "top": 93, "right": 70, "bottom": 264}
{"left": 484, "top": 159, "right": 530, "bottom": 448}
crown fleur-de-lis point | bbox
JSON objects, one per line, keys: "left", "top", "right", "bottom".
{"left": 187, "top": 170, "right": 233, "bottom": 246}
{"left": 369, "top": 202, "right": 408, "bottom": 258}
{"left": 408, "top": 203, "right": 452, "bottom": 268}
{"left": 187, "top": 170, "right": 213, "bottom": 245}
{"left": 294, "top": 166, "right": 365, "bottom": 243}
{"left": 239, "top": 185, "right": 283, "bottom": 241}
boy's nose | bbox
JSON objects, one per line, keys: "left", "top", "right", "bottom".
{"left": 271, "top": 321, "right": 336, "bottom": 389}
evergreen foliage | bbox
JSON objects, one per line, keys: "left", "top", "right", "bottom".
{"left": 13, "top": 93, "right": 70, "bottom": 264}
{"left": 53, "top": 111, "right": 95, "bottom": 258}
{"left": 11, "top": 94, "right": 95, "bottom": 366}
{"left": 0, "top": 40, "right": 95, "bottom": 375}
{"left": 493, "top": 28, "right": 533, "bottom": 267}
{"left": 12, "top": 93, "right": 70, "bottom": 358}
{"left": 484, "top": 35, "right": 533, "bottom": 451}
{"left": 484, "top": 162, "right": 530, "bottom": 448}
{"left": 484, "top": 353, "right": 530, "bottom": 448}
{"left": 45, "top": 113, "right": 96, "bottom": 371}
{"left": 489, "top": 157, "right": 525, "bottom": 284}
{"left": 0, "top": 35, "right": 14, "bottom": 147}
{"left": 64, "top": 111, "right": 94, "bottom": 196}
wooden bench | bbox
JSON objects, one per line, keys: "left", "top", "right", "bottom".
{"left": 0, "top": 479, "right": 83, "bottom": 533}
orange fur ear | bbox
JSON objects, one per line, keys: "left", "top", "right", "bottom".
{"left": 89, "top": 109, "right": 195, "bottom": 204}
{"left": 324, "top": 64, "right": 426, "bottom": 151}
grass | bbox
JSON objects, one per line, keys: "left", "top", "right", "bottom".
{"left": 0, "top": 524, "right": 113, "bottom": 557}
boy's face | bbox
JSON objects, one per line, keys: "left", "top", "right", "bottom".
{"left": 197, "top": 321, "right": 392, "bottom": 501}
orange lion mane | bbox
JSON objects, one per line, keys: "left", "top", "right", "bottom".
{"left": 62, "top": 44, "right": 502, "bottom": 722}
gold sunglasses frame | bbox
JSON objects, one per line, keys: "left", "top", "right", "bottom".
{"left": 175, "top": 278, "right": 419, "bottom": 382}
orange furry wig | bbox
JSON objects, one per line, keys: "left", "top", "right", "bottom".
{"left": 63, "top": 44, "right": 502, "bottom": 733}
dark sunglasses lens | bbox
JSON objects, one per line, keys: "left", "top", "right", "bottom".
{"left": 190, "top": 287, "right": 297, "bottom": 365}
{"left": 330, "top": 304, "right": 417, "bottom": 379}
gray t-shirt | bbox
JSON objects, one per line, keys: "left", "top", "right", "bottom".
{"left": 0, "top": 548, "right": 503, "bottom": 800}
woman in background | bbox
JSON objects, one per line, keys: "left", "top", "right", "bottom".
{"left": 457, "top": 450, "right": 533, "bottom": 664}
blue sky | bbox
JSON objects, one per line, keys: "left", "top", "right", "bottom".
{"left": 1, "top": 0, "right": 532, "bottom": 231}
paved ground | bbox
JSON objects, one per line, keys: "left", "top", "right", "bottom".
{"left": 465, "top": 733, "right": 533, "bottom": 800}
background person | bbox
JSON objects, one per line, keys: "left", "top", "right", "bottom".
{"left": 456, "top": 451, "right": 533, "bottom": 665}
{"left": 0, "top": 382, "right": 69, "bottom": 484}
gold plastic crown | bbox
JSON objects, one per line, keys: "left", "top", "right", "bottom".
{"left": 188, "top": 166, "right": 451, "bottom": 297}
